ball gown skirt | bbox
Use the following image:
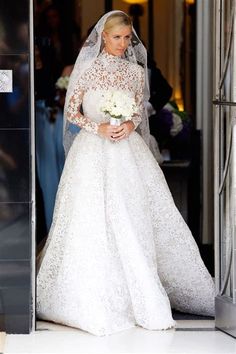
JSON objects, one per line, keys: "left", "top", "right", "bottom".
{"left": 37, "top": 128, "right": 215, "bottom": 336}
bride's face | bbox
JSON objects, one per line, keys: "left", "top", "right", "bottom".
{"left": 103, "top": 25, "right": 132, "bottom": 56}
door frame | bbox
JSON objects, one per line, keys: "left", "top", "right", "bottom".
{"left": 30, "top": 0, "right": 36, "bottom": 332}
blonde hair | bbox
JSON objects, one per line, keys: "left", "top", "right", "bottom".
{"left": 104, "top": 12, "right": 132, "bottom": 32}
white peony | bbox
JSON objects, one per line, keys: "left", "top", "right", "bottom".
{"left": 55, "top": 76, "right": 70, "bottom": 90}
{"left": 100, "top": 90, "right": 138, "bottom": 120}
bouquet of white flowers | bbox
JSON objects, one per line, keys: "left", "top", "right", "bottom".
{"left": 55, "top": 76, "right": 70, "bottom": 90}
{"left": 100, "top": 91, "right": 138, "bottom": 126}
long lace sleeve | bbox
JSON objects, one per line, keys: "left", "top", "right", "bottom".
{"left": 131, "top": 66, "right": 145, "bottom": 129}
{"left": 66, "top": 76, "right": 99, "bottom": 134}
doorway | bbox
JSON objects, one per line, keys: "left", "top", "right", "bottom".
{"left": 33, "top": 2, "right": 214, "bottom": 334}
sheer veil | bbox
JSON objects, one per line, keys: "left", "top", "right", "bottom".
{"left": 63, "top": 10, "right": 151, "bottom": 155}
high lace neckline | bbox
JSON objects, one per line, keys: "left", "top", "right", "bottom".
{"left": 99, "top": 49, "right": 124, "bottom": 61}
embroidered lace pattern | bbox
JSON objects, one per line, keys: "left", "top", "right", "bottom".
{"left": 66, "top": 51, "right": 144, "bottom": 133}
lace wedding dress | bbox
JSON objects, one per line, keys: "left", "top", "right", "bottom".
{"left": 37, "top": 51, "right": 215, "bottom": 336}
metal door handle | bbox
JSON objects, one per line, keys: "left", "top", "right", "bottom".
{"left": 213, "top": 100, "right": 236, "bottom": 106}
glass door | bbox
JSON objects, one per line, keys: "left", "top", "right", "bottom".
{"left": 213, "top": 0, "right": 236, "bottom": 338}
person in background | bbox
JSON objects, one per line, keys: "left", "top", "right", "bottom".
{"left": 36, "top": 3, "right": 80, "bottom": 83}
{"left": 35, "top": 43, "right": 59, "bottom": 236}
{"left": 53, "top": 65, "right": 74, "bottom": 177}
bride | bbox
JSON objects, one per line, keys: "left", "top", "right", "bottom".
{"left": 37, "top": 10, "right": 215, "bottom": 336}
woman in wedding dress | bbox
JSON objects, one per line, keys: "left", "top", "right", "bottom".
{"left": 37, "top": 10, "right": 215, "bottom": 336}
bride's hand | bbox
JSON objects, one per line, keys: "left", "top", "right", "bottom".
{"left": 98, "top": 121, "right": 135, "bottom": 141}
{"left": 98, "top": 122, "right": 121, "bottom": 140}
{"left": 110, "top": 121, "right": 135, "bottom": 142}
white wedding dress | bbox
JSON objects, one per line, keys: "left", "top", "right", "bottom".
{"left": 37, "top": 51, "right": 215, "bottom": 336}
